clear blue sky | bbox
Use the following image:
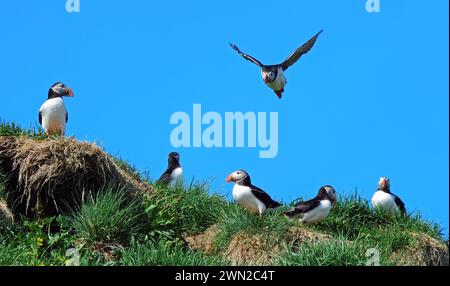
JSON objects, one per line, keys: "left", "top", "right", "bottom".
{"left": 0, "top": 1, "right": 448, "bottom": 235}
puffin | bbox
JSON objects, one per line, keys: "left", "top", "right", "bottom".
{"left": 284, "top": 185, "right": 337, "bottom": 224}
{"left": 157, "top": 152, "right": 183, "bottom": 186}
{"left": 371, "top": 177, "right": 406, "bottom": 215}
{"left": 38, "top": 82, "right": 74, "bottom": 137}
{"left": 229, "top": 30, "right": 323, "bottom": 99}
{"left": 225, "top": 170, "right": 282, "bottom": 216}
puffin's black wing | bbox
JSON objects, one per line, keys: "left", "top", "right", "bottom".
{"left": 393, "top": 195, "right": 406, "bottom": 214}
{"left": 250, "top": 185, "right": 282, "bottom": 209}
{"left": 284, "top": 198, "right": 320, "bottom": 218}
{"left": 157, "top": 169, "right": 172, "bottom": 185}
{"left": 229, "top": 43, "right": 264, "bottom": 67}
{"left": 280, "top": 30, "right": 323, "bottom": 71}
{"left": 66, "top": 111, "right": 68, "bottom": 123}
{"left": 38, "top": 112, "right": 42, "bottom": 125}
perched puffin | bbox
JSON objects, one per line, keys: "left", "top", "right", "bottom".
{"left": 371, "top": 177, "right": 406, "bottom": 215}
{"left": 284, "top": 185, "right": 337, "bottom": 224}
{"left": 38, "top": 82, "right": 74, "bottom": 137}
{"left": 229, "top": 30, "right": 323, "bottom": 99}
{"left": 157, "top": 152, "right": 183, "bottom": 186}
{"left": 226, "top": 170, "right": 282, "bottom": 216}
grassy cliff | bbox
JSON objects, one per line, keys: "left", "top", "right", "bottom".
{"left": 0, "top": 121, "right": 448, "bottom": 266}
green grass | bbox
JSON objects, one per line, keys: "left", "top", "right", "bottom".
{"left": 68, "top": 186, "right": 145, "bottom": 246}
{"left": 277, "top": 238, "right": 395, "bottom": 266}
{"left": 119, "top": 240, "right": 226, "bottom": 266}
{"left": 0, "top": 121, "right": 46, "bottom": 139}
{"left": 0, "top": 184, "right": 447, "bottom": 266}
{"left": 144, "top": 181, "right": 227, "bottom": 243}
{"left": 0, "top": 217, "right": 76, "bottom": 266}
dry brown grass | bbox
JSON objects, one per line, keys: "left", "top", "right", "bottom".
{"left": 0, "top": 200, "right": 14, "bottom": 227}
{"left": 185, "top": 224, "right": 332, "bottom": 266}
{"left": 0, "top": 136, "right": 153, "bottom": 218}
{"left": 225, "top": 231, "right": 282, "bottom": 266}
{"left": 185, "top": 225, "right": 220, "bottom": 255}
{"left": 286, "top": 227, "right": 332, "bottom": 245}
{"left": 393, "top": 232, "right": 449, "bottom": 266}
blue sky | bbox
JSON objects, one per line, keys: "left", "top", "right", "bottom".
{"left": 0, "top": 1, "right": 448, "bottom": 235}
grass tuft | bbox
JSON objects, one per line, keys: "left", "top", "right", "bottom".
{"left": 144, "top": 181, "right": 227, "bottom": 242}
{"left": 68, "top": 186, "right": 144, "bottom": 246}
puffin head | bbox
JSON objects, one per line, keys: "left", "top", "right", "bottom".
{"left": 378, "top": 177, "right": 390, "bottom": 191}
{"left": 319, "top": 185, "right": 337, "bottom": 206}
{"left": 48, "top": 82, "right": 74, "bottom": 99}
{"left": 226, "top": 169, "right": 249, "bottom": 184}
{"left": 262, "top": 68, "right": 277, "bottom": 83}
{"left": 168, "top": 152, "right": 180, "bottom": 165}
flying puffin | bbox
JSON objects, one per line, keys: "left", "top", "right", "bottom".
{"left": 226, "top": 170, "right": 282, "bottom": 216}
{"left": 38, "top": 82, "right": 74, "bottom": 137}
{"left": 229, "top": 30, "right": 323, "bottom": 99}
{"left": 284, "top": 185, "right": 337, "bottom": 224}
{"left": 157, "top": 152, "right": 183, "bottom": 186}
{"left": 371, "top": 177, "right": 406, "bottom": 215}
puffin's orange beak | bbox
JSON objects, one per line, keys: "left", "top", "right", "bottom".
{"left": 66, "top": 88, "right": 74, "bottom": 97}
{"left": 226, "top": 174, "right": 234, "bottom": 183}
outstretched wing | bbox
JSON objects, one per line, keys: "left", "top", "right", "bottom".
{"left": 250, "top": 185, "right": 281, "bottom": 209}
{"left": 229, "top": 43, "right": 264, "bottom": 67}
{"left": 284, "top": 198, "right": 320, "bottom": 218}
{"left": 38, "top": 111, "right": 42, "bottom": 125}
{"left": 281, "top": 30, "right": 323, "bottom": 71}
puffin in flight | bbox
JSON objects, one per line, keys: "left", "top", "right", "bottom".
{"left": 229, "top": 30, "right": 323, "bottom": 99}
{"left": 39, "top": 82, "right": 74, "bottom": 137}
{"left": 226, "top": 170, "right": 282, "bottom": 216}
{"left": 157, "top": 152, "right": 183, "bottom": 186}
{"left": 284, "top": 185, "right": 337, "bottom": 224}
{"left": 371, "top": 177, "right": 406, "bottom": 215}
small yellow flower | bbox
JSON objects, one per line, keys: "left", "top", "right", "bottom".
{"left": 37, "top": 237, "right": 44, "bottom": 247}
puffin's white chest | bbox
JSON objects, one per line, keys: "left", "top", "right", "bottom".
{"left": 263, "top": 67, "right": 286, "bottom": 92}
{"left": 39, "top": 98, "right": 67, "bottom": 135}
{"left": 371, "top": 191, "right": 399, "bottom": 214}
{"left": 301, "top": 200, "right": 332, "bottom": 224}
{"left": 169, "top": 167, "right": 183, "bottom": 186}
{"left": 232, "top": 184, "right": 266, "bottom": 214}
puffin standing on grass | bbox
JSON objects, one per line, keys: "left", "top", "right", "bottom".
{"left": 284, "top": 185, "right": 337, "bottom": 224}
{"left": 226, "top": 170, "right": 282, "bottom": 216}
{"left": 39, "top": 82, "right": 74, "bottom": 137}
{"left": 157, "top": 152, "right": 183, "bottom": 186}
{"left": 371, "top": 177, "right": 406, "bottom": 215}
{"left": 229, "top": 30, "right": 323, "bottom": 99}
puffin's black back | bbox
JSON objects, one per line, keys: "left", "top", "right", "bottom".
{"left": 157, "top": 152, "right": 181, "bottom": 185}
